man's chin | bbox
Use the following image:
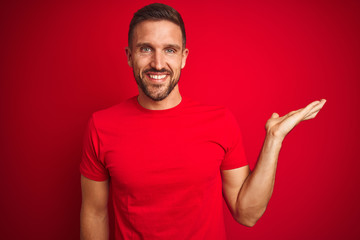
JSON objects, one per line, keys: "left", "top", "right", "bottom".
{"left": 145, "top": 91, "right": 169, "bottom": 102}
{"left": 137, "top": 77, "right": 178, "bottom": 102}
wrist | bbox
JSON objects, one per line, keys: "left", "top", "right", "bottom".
{"left": 264, "top": 133, "right": 283, "bottom": 149}
{"left": 266, "top": 127, "right": 285, "bottom": 142}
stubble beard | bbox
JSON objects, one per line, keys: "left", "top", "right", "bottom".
{"left": 135, "top": 69, "right": 180, "bottom": 102}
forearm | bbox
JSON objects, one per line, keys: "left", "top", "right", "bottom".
{"left": 230, "top": 100, "right": 326, "bottom": 227}
{"left": 236, "top": 134, "right": 282, "bottom": 226}
{"left": 80, "top": 206, "right": 109, "bottom": 240}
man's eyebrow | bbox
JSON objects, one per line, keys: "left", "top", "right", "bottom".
{"left": 135, "top": 42, "right": 181, "bottom": 50}
{"left": 135, "top": 42, "right": 152, "bottom": 48}
{"left": 165, "top": 44, "right": 181, "bottom": 50}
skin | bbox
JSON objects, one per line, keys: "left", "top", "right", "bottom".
{"left": 221, "top": 99, "right": 326, "bottom": 226}
{"left": 125, "top": 20, "right": 189, "bottom": 110}
{"left": 80, "top": 19, "right": 326, "bottom": 239}
{"left": 80, "top": 176, "right": 109, "bottom": 240}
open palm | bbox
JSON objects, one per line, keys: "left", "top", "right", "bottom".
{"left": 265, "top": 99, "right": 327, "bottom": 140}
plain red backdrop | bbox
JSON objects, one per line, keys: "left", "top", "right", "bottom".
{"left": 1, "top": 0, "right": 359, "bottom": 239}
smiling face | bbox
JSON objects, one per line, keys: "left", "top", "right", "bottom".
{"left": 126, "top": 20, "right": 189, "bottom": 102}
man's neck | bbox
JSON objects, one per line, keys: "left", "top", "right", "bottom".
{"left": 137, "top": 87, "right": 182, "bottom": 110}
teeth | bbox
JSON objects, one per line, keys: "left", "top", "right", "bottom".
{"left": 149, "top": 75, "right": 166, "bottom": 80}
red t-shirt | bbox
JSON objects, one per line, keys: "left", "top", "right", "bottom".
{"left": 80, "top": 95, "right": 248, "bottom": 239}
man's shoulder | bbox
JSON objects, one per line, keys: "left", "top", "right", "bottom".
{"left": 90, "top": 96, "right": 138, "bottom": 124}
{"left": 183, "top": 96, "right": 230, "bottom": 116}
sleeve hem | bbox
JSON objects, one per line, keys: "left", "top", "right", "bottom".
{"left": 80, "top": 169, "right": 109, "bottom": 182}
{"left": 220, "top": 162, "right": 249, "bottom": 171}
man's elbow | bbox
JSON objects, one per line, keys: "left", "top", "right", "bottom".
{"left": 234, "top": 217, "right": 257, "bottom": 227}
{"left": 233, "top": 206, "right": 267, "bottom": 227}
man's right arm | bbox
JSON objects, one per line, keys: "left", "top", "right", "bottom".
{"left": 80, "top": 175, "right": 109, "bottom": 240}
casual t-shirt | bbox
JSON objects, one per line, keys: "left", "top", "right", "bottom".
{"left": 80, "top": 95, "right": 248, "bottom": 240}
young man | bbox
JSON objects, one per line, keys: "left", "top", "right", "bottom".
{"left": 80, "top": 3, "right": 326, "bottom": 240}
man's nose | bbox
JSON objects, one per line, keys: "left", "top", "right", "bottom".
{"left": 150, "top": 51, "right": 165, "bottom": 70}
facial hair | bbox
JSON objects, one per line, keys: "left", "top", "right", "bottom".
{"left": 134, "top": 68, "right": 180, "bottom": 102}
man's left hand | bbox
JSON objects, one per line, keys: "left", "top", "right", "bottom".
{"left": 265, "top": 99, "right": 327, "bottom": 141}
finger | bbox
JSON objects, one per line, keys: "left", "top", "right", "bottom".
{"left": 284, "top": 101, "right": 320, "bottom": 119}
{"left": 275, "top": 99, "right": 326, "bottom": 130}
{"left": 287, "top": 109, "right": 302, "bottom": 117}
{"left": 304, "top": 99, "right": 326, "bottom": 119}
{"left": 304, "top": 110, "right": 319, "bottom": 120}
{"left": 300, "top": 99, "right": 326, "bottom": 118}
{"left": 282, "top": 103, "right": 317, "bottom": 125}
{"left": 303, "top": 112, "right": 319, "bottom": 121}
{"left": 302, "top": 100, "right": 321, "bottom": 113}
{"left": 304, "top": 107, "right": 321, "bottom": 119}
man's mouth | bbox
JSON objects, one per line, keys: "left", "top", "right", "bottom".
{"left": 148, "top": 74, "right": 167, "bottom": 80}
{"left": 144, "top": 71, "right": 170, "bottom": 82}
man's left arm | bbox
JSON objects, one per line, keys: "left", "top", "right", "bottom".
{"left": 221, "top": 99, "right": 326, "bottom": 227}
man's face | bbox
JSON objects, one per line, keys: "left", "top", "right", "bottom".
{"left": 126, "top": 20, "right": 189, "bottom": 101}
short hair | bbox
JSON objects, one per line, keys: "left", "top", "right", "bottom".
{"left": 128, "top": 3, "right": 186, "bottom": 49}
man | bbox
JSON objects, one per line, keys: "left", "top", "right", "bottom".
{"left": 80, "top": 3, "right": 326, "bottom": 240}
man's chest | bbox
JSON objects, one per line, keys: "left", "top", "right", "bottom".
{"left": 101, "top": 117, "right": 226, "bottom": 193}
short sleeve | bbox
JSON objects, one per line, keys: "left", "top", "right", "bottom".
{"left": 220, "top": 109, "right": 248, "bottom": 170}
{"left": 80, "top": 115, "right": 109, "bottom": 181}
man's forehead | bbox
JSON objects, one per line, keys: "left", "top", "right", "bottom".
{"left": 134, "top": 19, "right": 181, "bottom": 32}
{"left": 132, "top": 20, "right": 182, "bottom": 46}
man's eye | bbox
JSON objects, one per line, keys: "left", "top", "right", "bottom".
{"left": 165, "top": 49, "right": 175, "bottom": 54}
{"left": 140, "top": 47, "right": 151, "bottom": 52}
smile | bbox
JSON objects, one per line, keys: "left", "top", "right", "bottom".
{"left": 148, "top": 74, "right": 167, "bottom": 80}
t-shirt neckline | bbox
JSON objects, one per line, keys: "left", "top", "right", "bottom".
{"left": 133, "top": 95, "right": 186, "bottom": 115}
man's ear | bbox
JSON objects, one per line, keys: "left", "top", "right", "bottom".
{"left": 181, "top": 48, "right": 189, "bottom": 69}
{"left": 125, "top": 47, "right": 133, "bottom": 68}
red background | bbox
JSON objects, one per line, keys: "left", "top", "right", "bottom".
{"left": 1, "top": 0, "right": 360, "bottom": 239}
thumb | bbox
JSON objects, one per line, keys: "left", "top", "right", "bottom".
{"left": 271, "top": 112, "right": 280, "bottom": 118}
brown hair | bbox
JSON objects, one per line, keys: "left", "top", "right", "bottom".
{"left": 128, "top": 3, "right": 186, "bottom": 49}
